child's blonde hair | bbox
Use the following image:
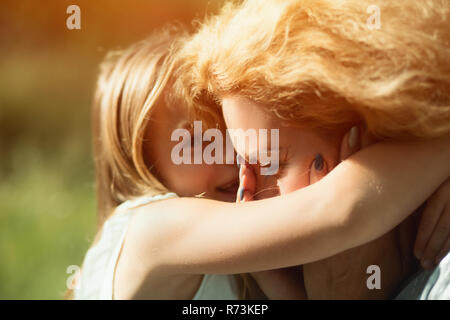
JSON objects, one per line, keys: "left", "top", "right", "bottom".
{"left": 178, "top": 0, "right": 450, "bottom": 139}
{"left": 92, "top": 28, "right": 189, "bottom": 226}
{"left": 63, "top": 28, "right": 183, "bottom": 300}
{"left": 86, "top": 27, "right": 253, "bottom": 300}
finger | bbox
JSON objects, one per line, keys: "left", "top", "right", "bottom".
{"left": 435, "top": 236, "right": 450, "bottom": 265}
{"left": 236, "top": 161, "right": 244, "bottom": 203}
{"left": 241, "top": 164, "right": 256, "bottom": 201}
{"left": 420, "top": 204, "right": 450, "bottom": 269}
{"left": 340, "top": 126, "right": 361, "bottom": 161}
{"left": 309, "top": 153, "right": 328, "bottom": 185}
{"left": 414, "top": 194, "right": 445, "bottom": 260}
{"left": 237, "top": 163, "right": 256, "bottom": 202}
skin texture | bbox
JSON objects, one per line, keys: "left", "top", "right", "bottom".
{"left": 113, "top": 99, "right": 449, "bottom": 299}
{"left": 134, "top": 103, "right": 242, "bottom": 299}
{"left": 145, "top": 102, "right": 239, "bottom": 202}
{"left": 122, "top": 101, "right": 328, "bottom": 299}
{"left": 222, "top": 96, "right": 420, "bottom": 299}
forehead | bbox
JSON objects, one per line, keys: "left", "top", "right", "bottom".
{"left": 222, "top": 96, "right": 283, "bottom": 156}
{"left": 222, "top": 96, "right": 279, "bottom": 130}
{"left": 144, "top": 101, "right": 190, "bottom": 170}
{"left": 150, "top": 100, "right": 191, "bottom": 132}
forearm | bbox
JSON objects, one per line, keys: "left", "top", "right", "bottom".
{"left": 133, "top": 136, "right": 450, "bottom": 275}
{"left": 332, "top": 136, "right": 450, "bottom": 253}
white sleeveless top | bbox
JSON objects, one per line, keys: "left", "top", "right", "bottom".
{"left": 74, "top": 193, "right": 240, "bottom": 300}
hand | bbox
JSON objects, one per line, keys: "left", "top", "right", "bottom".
{"left": 414, "top": 178, "right": 450, "bottom": 269}
{"left": 234, "top": 125, "right": 371, "bottom": 299}
{"left": 236, "top": 161, "right": 256, "bottom": 203}
{"left": 339, "top": 124, "right": 377, "bottom": 162}
{"left": 236, "top": 162, "right": 306, "bottom": 299}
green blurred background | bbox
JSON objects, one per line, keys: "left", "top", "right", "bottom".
{"left": 0, "top": 0, "right": 222, "bottom": 299}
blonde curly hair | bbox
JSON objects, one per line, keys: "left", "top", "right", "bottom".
{"left": 177, "top": 0, "right": 450, "bottom": 139}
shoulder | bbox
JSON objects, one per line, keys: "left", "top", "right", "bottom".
{"left": 116, "top": 192, "right": 178, "bottom": 213}
{"left": 113, "top": 192, "right": 181, "bottom": 239}
{"left": 74, "top": 193, "right": 179, "bottom": 299}
{"left": 115, "top": 193, "right": 196, "bottom": 275}
{"left": 113, "top": 194, "right": 211, "bottom": 299}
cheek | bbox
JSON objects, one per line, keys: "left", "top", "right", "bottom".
{"left": 254, "top": 174, "right": 280, "bottom": 199}
{"left": 277, "top": 166, "right": 310, "bottom": 195}
{"left": 165, "top": 163, "right": 210, "bottom": 195}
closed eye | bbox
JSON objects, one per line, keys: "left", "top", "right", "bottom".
{"left": 273, "top": 146, "right": 292, "bottom": 179}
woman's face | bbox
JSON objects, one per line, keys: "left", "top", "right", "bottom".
{"left": 222, "top": 96, "right": 344, "bottom": 197}
{"left": 144, "top": 102, "right": 239, "bottom": 202}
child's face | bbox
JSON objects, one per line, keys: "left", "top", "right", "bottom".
{"left": 222, "top": 96, "right": 343, "bottom": 197}
{"left": 145, "top": 103, "right": 239, "bottom": 202}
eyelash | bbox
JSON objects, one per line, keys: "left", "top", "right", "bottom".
{"left": 258, "top": 148, "right": 291, "bottom": 180}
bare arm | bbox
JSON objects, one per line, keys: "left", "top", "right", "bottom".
{"left": 118, "top": 135, "right": 450, "bottom": 285}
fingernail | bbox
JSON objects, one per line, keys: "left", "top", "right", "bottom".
{"left": 238, "top": 188, "right": 245, "bottom": 201}
{"left": 239, "top": 164, "right": 245, "bottom": 180}
{"left": 314, "top": 154, "right": 324, "bottom": 171}
{"left": 348, "top": 126, "right": 359, "bottom": 149}
{"left": 237, "top": 155, "right": 244, "bottom": 166}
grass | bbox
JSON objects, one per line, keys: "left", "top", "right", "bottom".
{"left": 0, "top": 44, "right": 99, "bottom": 299}
{"left": 0, "top": 140, "right": 97, "bottom": 299}
{"left": 0, "top": 0, "right": 219, "bottom": 298}
{"left": 0, "top": 0, "right": 219, "bottom": 299}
